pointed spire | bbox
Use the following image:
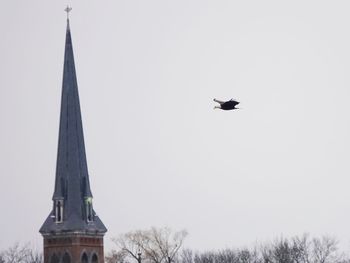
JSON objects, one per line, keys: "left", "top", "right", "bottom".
{"left": 53, "top": 9, "right": 93, "bottom": 201}
{"left": 40, "top": 15, "right": 106, "bottom": 235}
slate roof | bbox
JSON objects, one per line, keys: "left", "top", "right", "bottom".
{"left": 40, "top": 19, "right": 107, "bottom": 235}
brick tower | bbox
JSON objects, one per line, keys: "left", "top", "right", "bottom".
{"left": 40, "top": 12, "right": 107, "bottom": 263}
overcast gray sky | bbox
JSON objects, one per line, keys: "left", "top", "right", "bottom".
{"left": 1, "top": 0, "right": 350, "bottom": 253}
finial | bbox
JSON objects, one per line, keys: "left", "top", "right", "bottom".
{"left": 64, "top": 5, "right": 72, "bottom": 20}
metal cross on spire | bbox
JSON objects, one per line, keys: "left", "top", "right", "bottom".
{"left": 64, "top": 5, "right": 72, "bottom": 20}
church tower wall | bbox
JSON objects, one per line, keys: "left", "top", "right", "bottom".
{"left": 43, "top": 235, "right": 104, "bottom": 263}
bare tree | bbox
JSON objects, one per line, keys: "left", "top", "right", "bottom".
{"left": 113, "top": 227, "right": 188, "bottom": 263}
{"left": 113, "top": 230, "right": 149, "bottom": 263}
{"left": 180, "top": 249, "right": 193, "bottom": 263}
{"left": 272, "top": 238, "right": 294, "bottom": 263}
{"left": 238, "top": 248, "right": 262, "bottom": 263}
{"left": 290, "top": 234, "right": 311, "bottom": 263}
{"left": 193, "top": 251, "right": 216, "bottom": 263}
{"left": 105, "top": 249, "right": 128, "bottom": 263}
{"left": 26, "top": 249, "right": 43, "bottom": 263}
{"left": 216, "top": 249, "right": 237, "bottom": 263}
{"left": 148, "top": 227, "right": 187, "bottom": 263}
{"left": 175, "top": 234, "right": 350, "bottom": 263}
{"left": 311, "top": 236, "right": 339, "bottom": 263}
{"left": 0, "top": 243, "right": 42, "bottom": 263}
{"left": 259, "top": 235, "right": 344, "bottom": 263}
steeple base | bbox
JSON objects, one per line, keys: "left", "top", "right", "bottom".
{"left": 43, "top": 234, "right": 104, "bottom": 263}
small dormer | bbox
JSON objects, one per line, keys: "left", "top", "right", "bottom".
{"left": 85, "top": 197, "right": 93, "bottom": 222}
{"left": 55, "top": 199, "right": 64, "bottom": 223}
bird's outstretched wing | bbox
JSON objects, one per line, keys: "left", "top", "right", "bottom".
{"left": 213, "top": 98, "right": 225, "bottom": 104}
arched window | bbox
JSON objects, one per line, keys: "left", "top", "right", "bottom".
{"left": 91, "top": 253, "right": 98, "bottom": 263}
{"left": 62, "top": 252, "right": 71, "bottom": 263}
{"left": 81, "top": 252, "right": 88, "bottom": 263}
{"left": 50, "top": 254, "right": 59, "bottom": 263}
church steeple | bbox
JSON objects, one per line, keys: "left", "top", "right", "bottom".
{"left": 40, "top": 16, "right": 106, "bottom": 235}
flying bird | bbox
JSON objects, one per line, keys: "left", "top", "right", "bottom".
{"left": 213, "top": 98, "right": 240, "bottom": 110}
